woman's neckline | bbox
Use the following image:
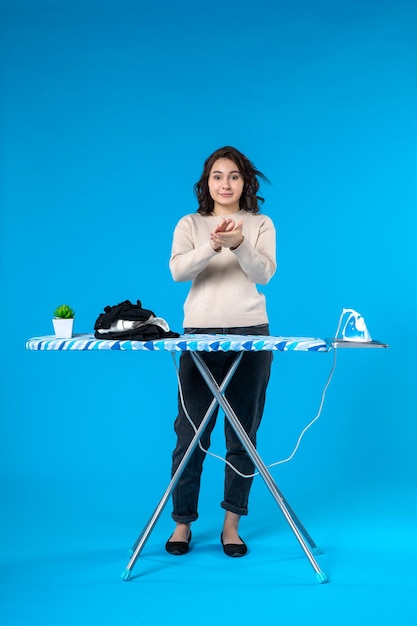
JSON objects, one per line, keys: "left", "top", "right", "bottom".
{"left": 209, "top": 209, "right": 243, "bottom": 217}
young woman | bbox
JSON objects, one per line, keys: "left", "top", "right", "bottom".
{"left": 166, "top": 146, "right": 276, "bottom": 557}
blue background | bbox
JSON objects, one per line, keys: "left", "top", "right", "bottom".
{"left": 1, "top": 1, "right": 416, "bottom": 624}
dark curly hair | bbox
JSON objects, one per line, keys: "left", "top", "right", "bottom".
{"left": 194, "top": 146, "right": 270, "bottom": 215}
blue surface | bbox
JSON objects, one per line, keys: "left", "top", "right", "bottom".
{"left": 1, "top": 0, "right": 416, "bottom": 624}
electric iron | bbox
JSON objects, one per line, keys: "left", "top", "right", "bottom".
{"left": 335, "top": 308, "right": 372, "bottom": 342}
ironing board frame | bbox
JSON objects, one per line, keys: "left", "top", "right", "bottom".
{"left": 25, "top": 333, "right": 388, "bottom": 585}
{"left": 123, "top": 349, "right": 326, "bottom": 583}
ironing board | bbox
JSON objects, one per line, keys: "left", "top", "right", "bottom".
{"left": 25, "top": 333, "right": 387, "bottom": 584}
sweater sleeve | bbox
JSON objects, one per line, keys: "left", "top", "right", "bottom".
{"left": 169, "top": 217, "right": 218, "bottom": 282}
{"left": 232, "top": 216, "right": 276, "bottom": 285}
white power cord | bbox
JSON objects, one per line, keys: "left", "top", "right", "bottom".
{"left": 171, "top": 348, "right": 337, "bottom": 479}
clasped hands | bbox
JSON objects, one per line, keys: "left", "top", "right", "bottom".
{"left": 210, "top": 218, "right": 244, "bottom": 252}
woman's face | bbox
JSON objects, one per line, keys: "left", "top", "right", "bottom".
{"left": 208, "top": 158, "right": 244, "bottom": 212}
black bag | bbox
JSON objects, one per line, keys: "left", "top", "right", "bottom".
{"left": 94, "top": 299, "right": 180, "bottom": 340}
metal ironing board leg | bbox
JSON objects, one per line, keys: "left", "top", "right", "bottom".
{"left": 274, "top": 498, "right": 322, "bottom": 555}
{"left": 190, "top": 351, "right": 328, "bottom": 584}
{"left": 121, "top": 352, "right": 244, "bottom": 581}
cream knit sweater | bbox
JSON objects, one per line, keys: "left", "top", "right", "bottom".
{"left": 170, "top": 210, "right": 276, "bottom": 328}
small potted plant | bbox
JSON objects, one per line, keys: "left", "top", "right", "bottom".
{"left": 52, "top": 304, "right": 75, "bottom": 338}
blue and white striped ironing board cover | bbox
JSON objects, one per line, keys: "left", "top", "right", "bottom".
{"left": 25, "top": 334, "right": 330, "bottom": 352}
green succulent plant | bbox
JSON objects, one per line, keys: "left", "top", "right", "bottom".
{"left": 53, "top": 304, "right": 75, "bottom": 319}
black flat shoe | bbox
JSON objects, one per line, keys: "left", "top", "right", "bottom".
{"left": 220, "top": 532, "right": 248, "bottom": 557}
{"left": 165, "top": 530, "right": 192, "bottom": 555}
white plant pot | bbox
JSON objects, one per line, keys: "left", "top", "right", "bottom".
{"left": 52, "top": 318, "right": 74, "bottom": 339}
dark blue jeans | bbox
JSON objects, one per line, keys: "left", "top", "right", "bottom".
{"left": 171, "top": 325, "right": 272, "bottom": 523}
